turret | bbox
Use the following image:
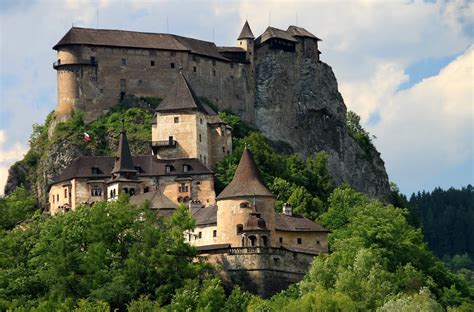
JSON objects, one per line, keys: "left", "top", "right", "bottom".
{"left": 216, "top": 147, "right": 276, "bottom": 247}
{"left": 107, "top": 124, "right": 139, "bottom": 200}
{"left": 237, "top": 21, "right": 255, "bottom": 64}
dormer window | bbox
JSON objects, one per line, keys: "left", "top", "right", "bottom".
{"left": 240, "top": 202, "right": 250, "bottom": 208}
{"left": 165, "top": 165, "right": 174, "bottom": 174}
{"left": 183, "top": 164, "right": 192, "bottom": 172}
{"left": 134, "top": 165, "right": 143, "bottom": 173}
{"left": 91, "top": 167, "right": 100, "bottom": 175}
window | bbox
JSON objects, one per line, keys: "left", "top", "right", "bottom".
{"left": 183, "top": 164, "right": 191, "bottom": 172}
{"left": 192, "top": 55, "right": 197, "bottom": 61}
{"left": 198, "top": 232, "right": 202, "bottom": 239}
{"left": 170, "top": 51, "right": 176, "bottom": 56}
{"left": 165, "top": 165, "right": 172, "bottom": 174}
{"left": 236, "top": 224, "right": 243, "bottom": 234}
{"left": 170, "top": 63, "right": 175, "bottom": 68}
{"left": 213, "top": 230, "right": 217, "bottom": 237}
{"left": 174, "top": 117, "right": 179, "bottom": 123}
{"left": 178, "top": 183, "right": 189, "bottom": 193}
{"left": 212, "top": 60, "right": 216, "bottom": 66}
{"left": 144, "top": 186, "right": 149, "bottom": 193}
{"left": 212, "top": 69, "right": 216, "bottom": 76}
{"left": 199, "top": 134, "right": 202, "bottom": 142}
{"left": 91, "top": 167, "right": 100, "bottom": 174}
{"left": 56, "top": 194, "right": 59, "bottom": 201}
{"left": 64, "top": 189, "right": 67, "bottom": 198}
{"left": 52, "top": 195, "right": 55, "bottom": 203}
{"left": 130, "top": 188, "right": 136, "bottom": 196}
{"left": 90, "top": 56, "right": 96, "bottom": 64}
{"left": 200, "top": 118, "right": 203, "bottom": 125}
{"left": 222, "top": 146, "right": 225, "bottom": 153}
{"left": 203, "top": 156, "right": 207, "bottom": 164}
{"left": 134, "top": 165, "right": 142, "bottom": 173}
{"left": 193, "top": 66, "right": 197, "bottom": 72}
{"left": 317, "top": 240, "right": 320, "bottom": 245}
{"left": 120, "top": 79, "right": 126, "bottom": 88}
{"left": 240, "top": 202, "right": 250, "bottom": 208}
{"left": 99, "top": 88, "right": 104, "bottom": 94}
{"left": 124, "top": 188, "right": 129, "bottom": 194}
{"left": 230, "top": 63, "right": 234, "bottom": 69}
{"left": 279, "top": 237, "right": 283, "bottom": 243}
{"left": 150, "top": 60, "right": 155, "bottom": 66}
{"left": 91, "top": 187, "right": 102, "bottom": 197}
{"left": 297, "top": 238, "right": 302, "bottom": 245}
{"left": 138, "top": 80, "right": 143, "bottom": 86}
{"left": 262, "top": 235, "right": 268, "bottom": 247}
{"left": 121, "top": 58, "right": 127, "bottom": 66}
{"left": 240, "top": 41, "right": 242, "bottom": 45}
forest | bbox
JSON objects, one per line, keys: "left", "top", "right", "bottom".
{"left": 0, "top": 104, "right": 473, "bottom": 311}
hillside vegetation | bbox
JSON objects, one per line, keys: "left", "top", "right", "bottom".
{"left": 1, "top": 106, "right": 473, "bottom": 310}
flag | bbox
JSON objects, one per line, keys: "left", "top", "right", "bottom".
{"left": 83, "top": 132, "right": 91, "bottom": 142}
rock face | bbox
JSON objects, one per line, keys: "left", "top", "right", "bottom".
{"left": 254, "top": 51, "right": 391, "bottom": 201}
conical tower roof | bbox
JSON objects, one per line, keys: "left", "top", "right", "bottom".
{"left": 237, "top": 21, "right": 255, "bottom": 40}
{"left": 156, "top": 71, "right": 216, "bottom": 115}
{"left": 111, "top": 129, "right": 136, "bottom": 175}
{"left": 217, "top": 147, "right": 273, "bottom": 200}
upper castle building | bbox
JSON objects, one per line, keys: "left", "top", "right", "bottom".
{"left": 52, "top": 21, "right": 321, "bottom": 123}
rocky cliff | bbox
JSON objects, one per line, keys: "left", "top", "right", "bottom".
{"left": 253, "top": 51, "right": 391, "bottom": 201}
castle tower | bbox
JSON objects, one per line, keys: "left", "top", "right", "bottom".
{"left": 107, "top": 127, "right": 139, "bottom": 201}
{"left": 216, "top": 147, "right": 276, "bottom": 247}
{"left": 237, "top": 21, "right": 255, "bottom": 65}
{"left": 151, "top": 71, "right": 232, "bottom": 168}
{"left": 53, "top": 27, "right": 99, "bottom": 122}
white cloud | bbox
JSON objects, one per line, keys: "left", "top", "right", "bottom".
{"left": 0, "top": 130, "right": 28, "bottom": 196}
{"left": 368, "top": 46, "right": 474, "bottom": 194}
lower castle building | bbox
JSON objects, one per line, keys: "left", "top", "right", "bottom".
{"left": 48, "top": 72, "right": 328, "bottom": 297}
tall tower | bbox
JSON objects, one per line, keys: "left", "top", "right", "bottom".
{"left": 215, "top": 147, "right": 276, "bottom": 247}
{"left": 237, "top": 21, "right": 255, "bottom": 65}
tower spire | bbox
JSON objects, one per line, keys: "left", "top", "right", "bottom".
{"left": 111, "top": 125, "right": 136, "bottom": 176}
{"left": 237, "top": 20, "right": 255, "bottom": 40}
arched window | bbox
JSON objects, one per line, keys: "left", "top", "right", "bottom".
{"left": 123, "top": 188, "right": 129, "bottom": 194}
{"left": 262, "top": 235, "right": 268, "bottom": 247}
{"left": 129, "top": 188, "right": 135, "bottom": 196}
{"left": 183, "top": 196, "right": 190, "bottom": 203}
{"left": 177, "top": 197, "right": 184, "bottom": 203}
{"left": 248, "top": 235, "right": 256, "bottom": 247}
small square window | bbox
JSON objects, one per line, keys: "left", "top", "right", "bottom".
{"left": 151, "top": 60, "right": 155, "bottom": 66}
{"left": 170, "top": 63, "right": 175, "bottom": 68}
{"left": 174, "top": 117, "right": 179, "bottom": 123}
{"left": 138, "top": 80, "right": 143, "bottom": 86}
{"left": 121, "top": 58, "right": 127, "bottom": 66}
{"left": 297, "top": 238, "right": 302, "bottom": 245}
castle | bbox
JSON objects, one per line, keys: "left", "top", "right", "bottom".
{"left": 48, "top": 22, "right": 328, "bottom": 297}
{"left": 53, "top": 21, "right": 321, "bottom": 124}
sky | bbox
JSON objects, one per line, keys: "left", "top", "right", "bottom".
{"left": 0, "top": 0, "right": 472, "bottom": 197}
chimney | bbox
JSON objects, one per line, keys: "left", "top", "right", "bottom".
{"left": 283, "top": 203, "right": 292, "bottom": 216}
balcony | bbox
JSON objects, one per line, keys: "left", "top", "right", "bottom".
{"left": 53, "top": 59, "right": 98, "bottom": 70}
{"left": 151, "top": 139, "right": 177, "bottom": 155}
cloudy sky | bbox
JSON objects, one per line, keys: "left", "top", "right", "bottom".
{"left": 0, "top": 0, "right": 472, "bottom": 196}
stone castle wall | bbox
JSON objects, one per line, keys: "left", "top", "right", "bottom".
{"left": 201, "top": 247, "right": 317, "bottom": 297}
{"left": 54, "top": 45, "right": 254, "bottom": 123}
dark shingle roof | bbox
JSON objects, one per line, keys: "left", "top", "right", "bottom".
{"left": 256, "top": 27, "right": 298, "bottom": 45}
{"left": 51, "top": 156, "right": 212, "bottom": 185}
{"left": 53, "top": 27, "right": 229, "bottom": 61}
{"left": 237, "top": 21, "right": 255, "bottom": 40}
{"left": 111, "top": 130, "right": 136, "bottom": 175}
{"left": 129, "top": 190, "right": 177, "bottom": 210}
{"left": 156, "top": 72, "right": 217, "bottom": 115}
{"left": 286, "top": 25, "right": 321, "bottom": 41}
{"left": 275, "top": 213, "right": 329, "bottom": 232}
{"left": 217, "top": 47, "right": 246, "bottom": 53}
{"left": 193, "top": 205, "right": 217, "bottom": 226}
{"left": 216, "top": 148, "right": 273, "bottom": 200}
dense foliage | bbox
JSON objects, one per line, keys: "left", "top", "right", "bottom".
{"left": 0, "top": 187, "right": 38, "bottom": 231}
{"left": 0, "top": 198, "right": 204, "bottom": 310}
{"left": 247, "top": 186, "right": 474, "bottom": 311}
{"left": 216, "top": 113, "right": 334, "bottom": 220}
{"left": 407, "top": 185, "right": 474, "bottom": 260}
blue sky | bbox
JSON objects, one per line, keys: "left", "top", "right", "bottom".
{"left": 0, "top": 0, "right": 473, "bottom": 196}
